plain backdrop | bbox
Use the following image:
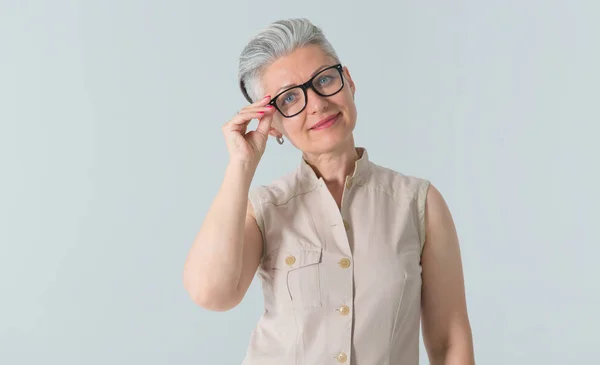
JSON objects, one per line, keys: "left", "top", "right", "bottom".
{"left": 1, "top": 1, "right": 599, "bottom": 364}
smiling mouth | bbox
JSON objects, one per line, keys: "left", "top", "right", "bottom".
{"left": 310, "top": 112, "right": 341, "bottom": 130}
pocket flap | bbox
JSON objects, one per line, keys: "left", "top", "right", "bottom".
{"left": 262, "top": 248, "right": 323, "bottom": 270}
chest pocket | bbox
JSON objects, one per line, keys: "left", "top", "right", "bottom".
{"left": 262, "top": 248, "right": 323, "bottom": 310}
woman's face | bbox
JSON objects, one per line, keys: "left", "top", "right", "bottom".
{"left": 260, "top": 44, "right": 357, "bottom": 155}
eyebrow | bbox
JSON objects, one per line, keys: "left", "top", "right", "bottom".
{"left": 273, "top": 64, "right": 333, "bottom": 95}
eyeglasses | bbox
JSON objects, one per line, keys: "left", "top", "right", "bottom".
{"left": 268, "top": 64, "right": 345, "bottom": 118}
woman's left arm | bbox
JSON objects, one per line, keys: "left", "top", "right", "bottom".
{"left": 420, "top": 184, "right": 475, "bottom": 365}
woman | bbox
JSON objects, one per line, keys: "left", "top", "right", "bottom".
{"left": 183, "top": 18, "right": 475, "bottom": 365}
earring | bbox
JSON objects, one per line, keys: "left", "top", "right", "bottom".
{"left": 276, "top": 136, "right": 285, "bottom": 145}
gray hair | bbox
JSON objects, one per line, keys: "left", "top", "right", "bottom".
{"left": 238, "top": 18, "right": 341, "bottom": 103}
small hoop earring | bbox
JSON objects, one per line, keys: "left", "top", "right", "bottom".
{"left": 276, "top": 136, "right": 284, "bottom": 145}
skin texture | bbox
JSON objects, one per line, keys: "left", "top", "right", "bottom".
{"left": 183, "top": 44, "right": 475, "bottom": 364}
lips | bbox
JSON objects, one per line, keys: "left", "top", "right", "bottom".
{"left": 310, "top": 112, "right": 341, "bottom": 130}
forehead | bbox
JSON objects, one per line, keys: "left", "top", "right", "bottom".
{"left": 261, "top": 44, "right": 336, "bottom": 95}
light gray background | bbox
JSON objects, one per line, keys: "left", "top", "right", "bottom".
{"left": 1, "top": 1, "right": 599, "bottom": 364}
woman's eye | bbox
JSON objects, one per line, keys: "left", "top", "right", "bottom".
{"left": 283, "top": 94, "right": 295, "bottom": 104}
{"left": 319, "top": 76, "right": 332, "bottom": 84}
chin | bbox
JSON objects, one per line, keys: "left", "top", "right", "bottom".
{"left": 311, "top": 130, "right": 354, "bottom": 154}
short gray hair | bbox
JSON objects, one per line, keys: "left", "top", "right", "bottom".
{"left": 238, "top": 18, "right": 341, "bottom": 103}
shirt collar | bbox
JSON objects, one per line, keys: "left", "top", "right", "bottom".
{"left": 297, "top": 147, "right": 372, "bottom": 188}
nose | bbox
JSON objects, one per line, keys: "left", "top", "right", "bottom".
{"left": 306, "top": 87, "right": 328, "bottom": 114}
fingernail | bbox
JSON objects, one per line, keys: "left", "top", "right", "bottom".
{"left": 258, "top": 112, "right": 264, "bottom": 114}
{"left": 264, "top": 95, "right": 271, "bottom": 99}
{"left": 266, "top": 105, "right": 274, "bottom": 109}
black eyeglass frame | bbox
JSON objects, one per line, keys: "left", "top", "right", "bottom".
{"left": 268, "top": 64, "right": 345, "bottom": 118}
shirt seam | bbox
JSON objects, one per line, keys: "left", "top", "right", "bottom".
{"left": 354, "top": 182, "right": 415, "bottom": 200}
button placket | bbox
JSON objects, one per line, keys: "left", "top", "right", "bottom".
{"left": 323, "top": 175, "right": 353, "bottom": 365}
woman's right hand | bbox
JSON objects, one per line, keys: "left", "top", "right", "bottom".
{"left": 222, "top": 95, "right": 276, "bottom": 166}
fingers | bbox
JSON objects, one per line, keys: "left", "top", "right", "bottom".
{"left": 234, "top": 110, "right": 267, "bottom": 122}
{"left": 222, "top": 95, "right": 276, "bottom": 142}
{"left": 237, "top": 106, "right": 275, "bottom": 120}
{"left": 241, "top": 105, "right": 275, "bottom": 115}
{"left": 239, "top": 94, "right": 275, "bottom": 114}
{"left": 249, "top": 94, "right": 273, "bottom": 108}
{"left": 256, "top": 109, "right": 274, "bottom": 136}
{"left": 226, "top": 96, "right": 275, "bottom": 127}
{"left": 224, "top": 110, "right": 264, "bottom": 131}
{"left": 232, "top": 111, "right": 272, "bottom": 132}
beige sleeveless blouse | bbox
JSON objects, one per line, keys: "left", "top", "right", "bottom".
{"left": 243, "top": 147, "right": 430, "bottom": 365}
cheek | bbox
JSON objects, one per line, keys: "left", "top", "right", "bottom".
{"left": 345, "top": 89, "right": 356, "bottom": 104}
{"left": 335, "top": 95, "right": 356, "bottom": 116}
{"left": 333, "top": 88, "right": 354, "bottom": 106}
{"left": 283, "top": 116, "right": 307, "bottom": 134}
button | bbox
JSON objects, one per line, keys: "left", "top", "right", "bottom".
{"left": 338, "top": 305, "right": 350, "bottom": 315}
{"left": 345, "top": 178, "right": 352, "bottom": 188}
{"left": 343, "top": 220, "right": 350, "bottom": 231}
{"left": 285, "top": 256, "right": 296, "bottom": 266}
{"left": 338, "top": 258, "right": 351, "bottom": 269}
{"left": 336, "top": 352, "right": 348, "bottom": 363}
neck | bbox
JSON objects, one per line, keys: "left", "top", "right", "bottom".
{"left": 302, "top": 138, "right": 360, "bottom": 186}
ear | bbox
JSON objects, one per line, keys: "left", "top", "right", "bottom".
{"left": 268, "top": 127, "right": 282, "bottom": 139}
{"left": 342, "top": 66, "right": 356, "bottom": 96}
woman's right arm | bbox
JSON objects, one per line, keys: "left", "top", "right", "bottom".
{"left": 182, "top": 162, "right": 263, "bottom": 311}
{"left": 182, "top": 95, "right": 275, "bottom": 311}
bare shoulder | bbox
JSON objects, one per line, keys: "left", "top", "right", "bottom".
{"left": 425, "top": 183, "right": 457, "bottom": 236}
